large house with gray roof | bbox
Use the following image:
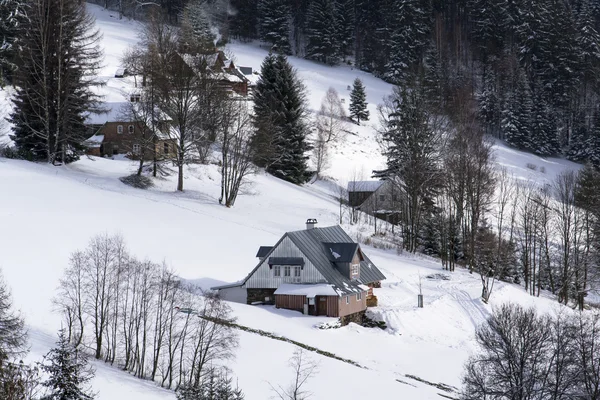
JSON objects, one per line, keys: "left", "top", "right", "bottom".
{"left": 212, "top": 220, "right": 386, "bottom": 323}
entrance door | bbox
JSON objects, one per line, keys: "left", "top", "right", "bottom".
{"left": 318, "top": 297, "right": 328, "bottom": 316}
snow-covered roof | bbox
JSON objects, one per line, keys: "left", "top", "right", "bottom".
{"left": 84, "top": 102, "right": 129, "bottom": 125}
{"left": 84, "top": 134, "right": 104, "bottom": 148}
{"left": 274, "top": 284, "right": 338, "bottom": 297}
{"left": 347, "top": 180, "right": 384, "bottom": 192}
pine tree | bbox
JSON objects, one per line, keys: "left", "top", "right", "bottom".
{"left": 258, "top": 0, "right": 291, "bottom": 54}
{"left": 251, "top": 52, "right": 279, "bottom": 167}
{"left": 181, "top": 0, "right": 216, "bottom": 53}
{"left": 0, "top": 0, "right": 23, "bottom": 84}
{"left": 251, "top": 53, "right": 310, "bottom": 184}
{"left": 502, "top": 68, "right": 531, "bottom": 150}
{"left": 349, "top": 78, "right": 369, "bottom": 124}
{"left": 305, "top": 0, "right": 339, "bottom": 65}
{"left": 335, "top": 0, "right": 355, "bottom": 59}
{"left": 422, "top": 43, "right": 445, "bottom": 112}
{"left": 588, "top": 110, "right": 600, "bottom": 168}
{"left": 176, "top": 368, "right": 244, "bottom": 400}
{"left": 10, "top": 0, "right": 102, "bottom": 163}
{"left": 384, "top": 0, "right": 431, "bottom": 84}
{"left": 0, "top": 271, "right": 26, "bottom": 364}
{"left": 41, "top": 329, "right": 95, "bottom": 400}
{"left": 229, "top": 0, "right": 258, "bottom": 40}
{"left": 568, "top": 111, "right": 590, "bottom": 162}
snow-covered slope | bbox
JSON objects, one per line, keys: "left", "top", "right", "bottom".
{"left": 0, "top": 3, "right": 584, "bottom": 399}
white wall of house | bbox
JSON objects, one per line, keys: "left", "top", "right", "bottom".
{"left": 218, "top": 285, "right": 247, "bottom": 303}
{"left": 246, "top": 235, "right": 327, "bottom": 288}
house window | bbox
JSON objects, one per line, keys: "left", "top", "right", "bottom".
{"left": 357, "top": 292, "right": 362, "bottom": 301}
{"left": 117, "top": 125, "right": 123, "bottom": 134}
{"left": 128, "top": 125, "right": 135, "bottom": 134}
{"left": 163, "top": 142, "right": 169, "bottom": 155}
{"left": 379, "top": 195, "right": 385, "bottom": 202}
{"left": 130, "top": 93, "right": 141, "bottom": 103}
{"left": 273, "top": 266, "right": 281, "bottom": 277}
{"left": 346, "top": 296, "right": 349, "bottom": 304}
{"left": 351, "top": 264, "right": 359, "bottom": 276}
{"left": 132, "top": 144, "right": 141, "bottom": 155}
{"left": 284, "top": 266, "right": 291, "bottom": 277}
{"left": 294, "top": 267, "right": 301, "bottom": 277}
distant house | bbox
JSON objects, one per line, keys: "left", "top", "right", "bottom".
{"left": 83, "top": 102, "right": 177, "bottom": 160}
{"left": 212, "top": 219, "right": 386, "bottom": 324}
{"left": 179, "top": 51, "right": 251, "bottom": 96}
{"left": 347, "top": 180, "right": 401, "bottom": 224}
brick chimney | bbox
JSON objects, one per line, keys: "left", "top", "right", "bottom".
{"left": 306, "top": 218, "right": 318, "bottom": 230}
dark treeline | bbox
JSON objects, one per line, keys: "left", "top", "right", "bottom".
{"left": 230, "top": 0, "right": 600, "bottom": 164}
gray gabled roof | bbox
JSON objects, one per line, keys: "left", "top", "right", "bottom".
{"left": 214, "top": 225, "right": 386, "bottom": 295}
{"left": 322, "top": 242, "right": 359, "bottom": 263}
{"left": 286, "top": 226, "right": 386, "bottom": 295}
{"left": 347, "top": 180, "right": 384, "bottom": 193}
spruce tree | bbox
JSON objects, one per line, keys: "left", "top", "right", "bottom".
{"left": 251, "top": 52, "right": 279, "bottom": 167}
{"left": 384, "top": 0, "right": 431, "bottom": 84}
{"left": 349, "top": 78, "right": 369, "bottom": 124}
{"left": 258, "top": 0, "right": 291, "bottom": 54}
{"left": 0, "top": 0, "right": 23, "bottom": 84}
{"left": 176, "top": 368, "right": 244, "bottom": 400}
{"left": 305, "top": 0, "right": 339, "bottom": 65}
{"left": 41, "top": 329, "right": 95, "bottom": 400}
{"left": 251, "top": 53, "right": 310, "bottom": 184}
{"left": 181, "top": 1, "right": 216, "bottom": 53}
{"left": 335, "top": 0, "right": 355, "bottom": 59}
{"left": 502, "top": 68, "right": 531, "bottom": 150}
{"left": 229, "top": 0, "right": 258, "bottom": 39}
{"left": 10, "top": 0, "right": 102, "bottom": 163}
{"left": 588, "top": 110, "right": 600, "bottom": 168}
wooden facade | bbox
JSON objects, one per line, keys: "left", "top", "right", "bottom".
{"left": 87, "top": 121, "right": 177, "bottom": 160}
{"left": 275, "top": 294, "right": 340, "bottom": 317}
{"left": 246, "top": 236, "right": 327, "bottom": 289}
{"left": 338, "top": 291, "right": 367, "bottom": 317}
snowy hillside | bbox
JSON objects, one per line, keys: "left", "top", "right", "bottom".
{"left": 0, "top": 3, "right": 584, "bottom": 399}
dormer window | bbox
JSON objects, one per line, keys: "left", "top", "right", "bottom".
{"left": 351, "top": 263, "right": 359, "bottom": 277}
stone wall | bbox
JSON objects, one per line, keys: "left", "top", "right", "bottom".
{"left": 340, "top": 310, "right": 366, "bottom": 326}
{"left": 247, "top": 288, "right": 276, "bottom": 305}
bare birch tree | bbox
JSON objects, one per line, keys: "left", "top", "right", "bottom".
{"left": 219, "top": 101, "right": 256, "bottom": 207}
{"left": 315, "top": 87, "right": 347, "bottom": 143}
{"left": 270, "top": 348, "right": 319, "bottom": 400}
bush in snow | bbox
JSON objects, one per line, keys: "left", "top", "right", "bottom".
{"left": 119, "top": 174, "right": 154, "bottom": 189}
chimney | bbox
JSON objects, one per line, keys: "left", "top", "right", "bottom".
{"left": 306, "top": 218, "right": 318, "bottom": 230}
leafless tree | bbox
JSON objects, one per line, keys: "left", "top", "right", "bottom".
{"left": 553, "top": 171, "right": 585, "bottom": 306}
{"left": 315, "top": 87, "right": 347, "bottom": 143}
{"left": 80, "top": 233, "right": 128, "bottom": 360}
{"left": 270, "top": 348, "right": 319, "bottom": 400}
{"left": 311, "top": 125, "right": 330, "bottom": 181}
{"left": 573, "top": 311, "right": 600, "bottom": 398}
{"left": 54, "top": 251, "right": 87, "bottom": 349}
{"left": 462, "top": 303, "right": 553, "bottom": 400}
{"left": 188, "top": 292, "right": 238, "bottom": 387}
{"left": 219, "top": 101, "right": 256, "bottom": 207}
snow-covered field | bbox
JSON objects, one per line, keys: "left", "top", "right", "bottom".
{"left": 0, "top": 3, "right": 584, "bottom": 399}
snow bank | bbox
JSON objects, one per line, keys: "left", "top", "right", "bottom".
{"left": 274, "top": 283, "right": 338, "bottom": 297}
